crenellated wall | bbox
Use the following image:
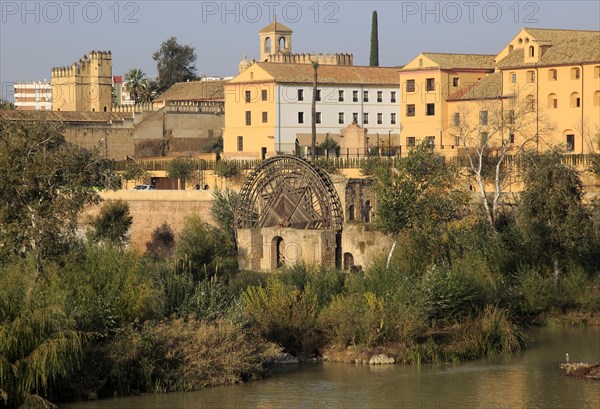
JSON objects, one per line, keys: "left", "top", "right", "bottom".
{"left": 265, "top": 52, "right": 353, "bottom": 66}
{"left": 51, "top": 50, "right": 113, "bottom": 112}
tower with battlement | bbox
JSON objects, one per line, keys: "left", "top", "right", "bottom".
{"left": 253, "top": 19, "right": 353, "bottom": 69}
{"left": 51, "top": 51, "right": 113, "bottom": 112}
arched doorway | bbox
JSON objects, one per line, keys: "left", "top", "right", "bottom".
{"left": 272, "top": 236, "right": 285, "bottom": 269}
{"left": 343, "top": 252, "right": 354, "bottom": 271}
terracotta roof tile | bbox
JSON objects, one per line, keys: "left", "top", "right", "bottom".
{"left": 253, "top": 63, "right": 400, "bottom": 85}
{"left": 408, "top": 53, "right": 496, "bottom": 70}
{"left": 154, "top": 80, "right": 226, "bottom": 102}
{"left": 259, "top": 20, "right": 293, "bottom": 33}
{"left": 447, "top": 72, "right": 503, "bottom": 101}
{"left": 0, "top": 110, "right": 133, "bottom": 123}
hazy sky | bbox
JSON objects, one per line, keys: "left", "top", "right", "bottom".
{"left": 1, "top": 0, "right": 599, "bottom": 100}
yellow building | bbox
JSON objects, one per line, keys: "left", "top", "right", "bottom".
{"left": 402, "top": 28, "right": 600, "bottom": 156}
{"left": 51, "top": 51, "right": 113, "bottom": 112}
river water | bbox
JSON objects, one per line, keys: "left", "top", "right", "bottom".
{"left": 62, "top": 327, "right": 600, "bottom": 409}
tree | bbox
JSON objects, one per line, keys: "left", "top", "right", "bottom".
{"left": 124, "top": 68, "right": 146, "bottom": 104}
{"left": 319, "top": 135, "right": 339, "bottom": 159}
{"left": 210, "top": 189, "right": 239, "bottom": 253}
{"left": 369, "top": 11, "right": 379, "bottom": 67}
{"left": 310, "top": 60, "right": 319, "bottom": 162}
{"left": 138, "top": 78, "right": 159, "bottom": 104}
{"left": 166, "top": 157, "right": 196, "bottom": 190}
{"left": 374, "top": 142, "right": 462, "bottom": 268}
{"left": 153, "top": 37, "right": 197, "bottom": 93}
{"left": 0, "top": 99, "right": 14, "bottom": 110}
{"left": 0, "top": 120, "right": 116, "bottom": 272}
{"left": 449, "top": 96, "right": 555, "bottom": 228}
{"left": 145, "top": 222, "right": 175, "bottom": 260}
{"left": 90, "top": 200, "right": 133, "bottom": 244}
{"left": 122, "top": 161, "right": 147, "bottom": 189}
{"left": 517, "top": 150, "right": 592, "bottom": 282}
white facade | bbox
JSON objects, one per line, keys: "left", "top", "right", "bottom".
{"left": 14, "top": 81, "right": 52, "bottom": 110}
{"left": 273, "top": 84, "right": 400, "bottom": 154}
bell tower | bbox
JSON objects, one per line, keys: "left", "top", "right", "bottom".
{"left": 258, "top": 17, "right": 293, "bottom": 61}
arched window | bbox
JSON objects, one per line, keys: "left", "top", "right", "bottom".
{"left": 570, "top": 92, "right": 581, "bottom": 108}
{"left": 548, "top": 69, "right": 557, "bottom": 81}
{"left": 278, "top": 36, "right": 286, "bottom": 50}
{"left": 595, "top": 66, "right": 600, "bottom": 78}
{"left": 529, "top": 46, "right": 535, "bottom": 57}
{"left": 347, "top": 204, "right": 355, "bottom": 222}
{"left": 264, "top": 37, "right": 272, "bottom": 53}
{"left": 419, "top": 59, "right": 423, "bottom": 67}
{"left": 571, "top": 67, "right": 580, "bottom": 80}
{"left": 508, "top": 45, "right": 514, "bottom": 53}
{"left": 343, "top": 253, "right": 354, "bottom": 271}
{"left": 564, "top": 130, "right": 575, "bottom": 152}
{"left": 594, "top": 90, "right": 600, "bottom": 107}
{"left": 527, "top": 70, "right": 535, "bottom": 82}
{"left": 547, "top": 93, "right": 558, "bottom": 109}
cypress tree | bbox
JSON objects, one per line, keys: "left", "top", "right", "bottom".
{"left": 370, "top": 11, "right": 379, "bottom": 67}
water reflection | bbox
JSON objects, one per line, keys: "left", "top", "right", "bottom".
{"left": 61, "top": 327, "right": 600, "bottom": 409}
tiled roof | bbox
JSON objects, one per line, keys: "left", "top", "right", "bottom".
{"left": 408, "top": 53, "right": 496, "bottom": 70}
{"left": 447, "top": 72, "right": 503, "bottom": 101}
{"left": 0, "top": 110, "right": 133, "bottom": 123}
{"left": 253, "top": 63, "right": 400, "bottom": 85}
{"left": 259, "top": 20, "right": 293, "bottom": 33}
{"left": 154, "top": 80, "right": 225, "bottom": 102}
{"left": 498, "top": 29, "right": 600, "bottom": 68}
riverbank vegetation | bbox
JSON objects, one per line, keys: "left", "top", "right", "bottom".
{"left": 1, "top": 121, "right": 599, "bottom": 406}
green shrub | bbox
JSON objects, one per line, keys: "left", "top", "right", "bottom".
{"left": 517, "top": 267, "right": 558, "bottom": 315}
{"left": 145, "top": 222, "right": 175, "bottom": 260}
{"left": 243, "top": 278, "right": 321, "bottom": 357}
{"left": 279, "top": 264, "right": 345, "bottom": 307}
{"left": 89, "top": 200, "right": 133, "bottom": 244}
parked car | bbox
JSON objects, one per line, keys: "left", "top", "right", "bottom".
{"left": 133, "top": 184, "right": 155, "bottom": 190}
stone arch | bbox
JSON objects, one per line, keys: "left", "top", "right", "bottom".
{"left": 343, "top": 252, "right": 354, "bottom": 271}
{"left": 279, "top": 36, "right": 286, "bottom": 50}
{"left": 264, "top": 37, "right": 272, "bottom": 53}
{"left": 272, "top": 236, "right": 285, "bottom": 269}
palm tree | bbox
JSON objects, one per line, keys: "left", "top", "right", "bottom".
{"left": 124, "top": 68, "right": 146, "bottom": 104}
{"left": 138, "top": 79, "right": 158, "bottom": 104}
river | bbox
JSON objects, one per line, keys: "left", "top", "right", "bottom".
{"left": 62, "top": 327, "right": 600, "bottom": 409}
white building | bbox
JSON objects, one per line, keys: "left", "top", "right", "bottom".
{"left": 14, "top": 81, "right": 52, "bottom": 111}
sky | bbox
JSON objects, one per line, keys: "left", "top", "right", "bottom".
{"left": 1, "top": 0, "right": 599, "bottom": 100}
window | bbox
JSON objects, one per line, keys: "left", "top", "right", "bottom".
{"left": 363, "top": 91, "right": 369, "bottom": 102}
{"left": 352, "top": 112, "right": 358, "bottom": 123}
{"left": 425, "top": 136, "right": 435, "bottom": 147}
{"left": 453, "top": 112, "right": 460, "bottom": 126}
{"left": 529, "top": 46, "right": 535, "bottom": 57}
{"left": 594, "top": 90, "right": 600, "bottom": 107}
{"left": 548, "top": 93, "right": 558, "bottom": 109}
{"left": 571, "top": 92, "right": 581, "bottom": 108}
{"left": 406, "top": 79, "right": 416, "bottom": 92}
{"left": 419, "top": 59, "right": 423, "bottom": 67}
{"left": 377, "top": 91, "right": 383, "bottom": 102}
{"left": 566, "top": 134, "right": 575, "bottom": 152}
{"left": 595, "top": 66, "right": 600, "bottom": 78}
{"left": 377, "top": 113, "right": 383, "bottom": 124}
{"left": 237, "top": 136, "right": 243, "bottom": 151}
{"left": 339, "top": 90, "right": 344, "bottom": 102}
{"left": 509, "top": 45, "right": 514, "bottom": 53}
{"left": 426, "top": 78, "right": 435, "bottom": 91}
{"left": 527, "top": 70, "right": 535, "bottom": 82}
{"left": 509, "top": 133, "right": 515, "bottom": 144}
{"left": 391, "top": 113, "right": 397, "bottom": 124}
{"left": 407, "top": 137, "right": 416, "bottom": 147}
{"left": 262, "top": 111, "right": 268, "bottom": 123}
{"left": 549, "top": 69, "right": 558, "bottom": 81}
{"left": 363, "top": 113, "right": 369, "bottom": 124}
{"left": 261, "top": 90, "right": 267, "bottom": 101}
{"left": 480, "top": 110, "right": 488, "bottom": 125}
{"left": 480, "top": 132, "right": 488, "bottom": 145}
{"left": 338, "top": 112, "right": 345, "bottom": 124}
{"left": 571, "top": 67, "right": 580, "bottom": 80}
{"left": 453, "top": 77, "right": 459, "bottom": 87}
{"left": 315, "top": 112, "right": 322, "bottom": 124}
{"left": 298, "top": 89, "right": 304, "bottom": 101}
{"left": 245, "top": 90, "right": 251, "bottom": 103}
{"left": 426, "top": 103, "right": 435, "bottom": 116}
{"left": 391, "top": 91, "right": 396, "bottom": 103}
{"left": 526, "top": 95, "right": 536, "bottom": 111}
{"left": 316, "top": 90, "right": 321, "bottom": 101}
{"left": 406, "top": 104, "right": 415, "bottom": 117}
{"left": 511, "top": 73, "right": 517, "bottom": 83}
{"left": 298, "top": 112, "right": 304, "bottom": 124}
{"left": 245, "top": 111, "right": 251, "bottom": 125}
